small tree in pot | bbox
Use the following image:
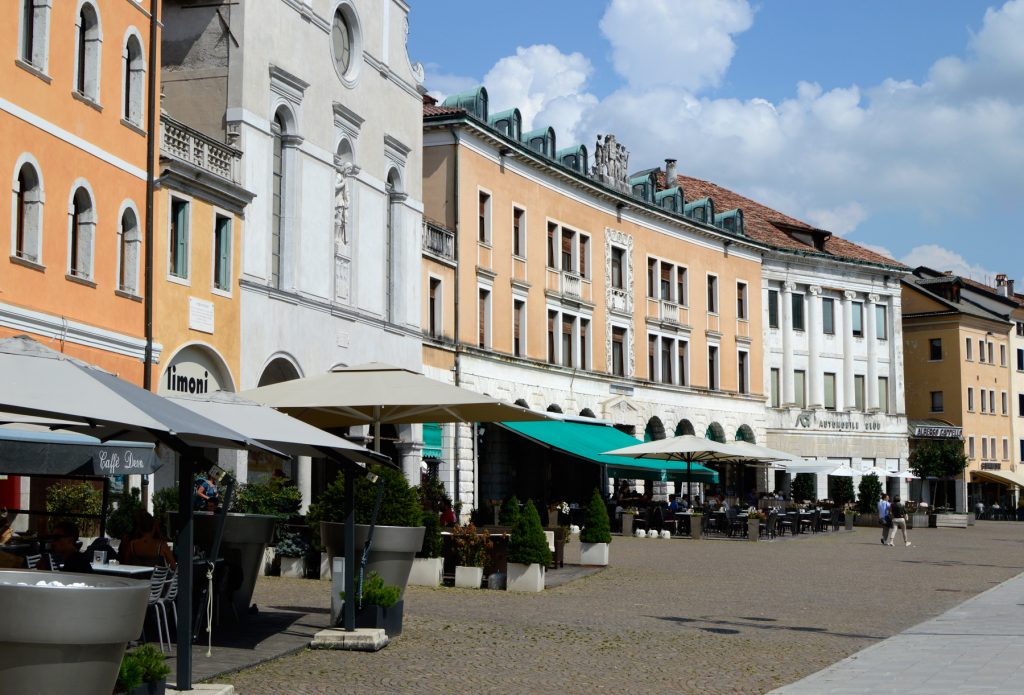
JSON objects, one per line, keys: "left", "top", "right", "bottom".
{"left": 857, "top": 472, "right": 884, "bottom": 519}
{"left": 338, "top": 570, "right": 403, "bottom": 637}
{"left": 578, "top": 489, "right": 611, "bottom": 566}
{"left": 792, "top": 474, "right": 817, "bottom": 504}
{"left": 452, "top": 523, "right": 492, "bottom": 589}
{"left": 506, "top": 501, "right": 551, "bottom": 592}
{"left": 115, "top": 643, "right": 170, "bottom": 695}
{"left": 408, "top": 483, "right": 445, "bottom": 587}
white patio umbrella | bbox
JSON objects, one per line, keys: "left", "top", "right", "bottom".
{"left": 719, "top": 441, "right": 801, "bottom": 467}
{"left": 827, "top": 466, "right": 857, "bottom": 477}
{"left": 859, "top": 467, "right": 892, "bottom": 479}
{"left": 603, "top": 434, "right": 741, "bottom": 462}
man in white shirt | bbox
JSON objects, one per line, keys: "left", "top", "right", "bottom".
{"left": 878, "top": 494, "right": 891, "bottom": 545}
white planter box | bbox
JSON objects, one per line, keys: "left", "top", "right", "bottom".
{"left": 454, "top": 565, "right": 484, "bottom": 589}
{"left": 507, "top": 562, "right": 544, "bottom": 592}
{"left": 262, "top": 547, "right": 276, "bottom": 576}
{"left": 408, "top": 557, "right": 443, "bottom": 587}
{"left": 579, "top": 542, "right": 609, "bottom": 566}
{"left": 320, "top": 552, "right": 331, "bottom": 581}
{"left": 279, "top": 556, "right": 305, "bottom": 578}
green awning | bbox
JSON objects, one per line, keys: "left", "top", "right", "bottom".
{"left": 423, "top": 422, "right": 442, "bottom": 459}
{"left": 499, "top": 420, "right": 718, "bottom": 483}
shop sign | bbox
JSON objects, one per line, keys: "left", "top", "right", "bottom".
{"left": 158, "top": 347, "right": 229, "bottom": 396}
{"left": 795, "top": 413, "right": 881, "bottom": 431}
{"left": 912, "top": 425, "right": 962, "bottom": 439}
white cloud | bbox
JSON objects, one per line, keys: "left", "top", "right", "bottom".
{"left": 422, "top": 64, "right": 479, "bottom": 104}
{"left": 599, "top": 0, "right": 753, "bottom": 91}
{"left": 900, "top": 244, "right": 997, "bottom": 283}
{"left": 804, "top": 203, "right": 867, "bottom": 235}
{"left": 861, "top": 243, "right": 895, "bottom": 260}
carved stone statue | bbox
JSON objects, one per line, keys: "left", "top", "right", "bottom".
{"left": 592, "top": 133, "right": 630, "bottom": 191}
{"left": 333, "top": 162, "right": 355, "bottom": 250}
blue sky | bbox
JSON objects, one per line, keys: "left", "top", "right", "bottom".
{"left": 409, "top": 0, "right": 1024, "bottom": 287}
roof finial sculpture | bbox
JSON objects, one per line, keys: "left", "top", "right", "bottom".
{"left": 593, "top": 133, "right": 630, "bottom": 192}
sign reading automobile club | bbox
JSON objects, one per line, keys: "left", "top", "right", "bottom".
{"left": 795, "top": 413, "right": 881, "bottom": 431}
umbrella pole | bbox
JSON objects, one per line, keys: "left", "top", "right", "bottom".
{"left": 342, "top": 468, "right": 356, "bottom": 631}
{"left": 175, "top": 452, "right": 195, "bottom": 691}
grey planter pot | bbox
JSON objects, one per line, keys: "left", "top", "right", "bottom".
{"left": 175, "top": 512, "right": 277, "bottom": 620}
{"left": 321, "top": 522, "right": 425, "bottom": 599}
{"left": 0, "top": 568, "right": 149, "bottom": 695}
{"left": 122, "top": 681, "right": 166, "bottom": 695}
{"left": 341, "top": 599, "right": 404, "bottom": 637}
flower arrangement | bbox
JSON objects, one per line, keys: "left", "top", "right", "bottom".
{"left": 747, "top": 510, "right": 766, "bottom": 521}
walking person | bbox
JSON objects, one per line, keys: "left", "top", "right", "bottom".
{"left": 878, "top": 493, "right": 891, "bottom": 545}
{"left": 887, "top": 496, "right": 911, "bottom": 547}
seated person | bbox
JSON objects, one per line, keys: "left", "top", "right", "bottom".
{"left": 41, "top": 521, "right": 92, "bottom": 573}
{"left": 667, "top": 494, "right": 679, "bottom": 513}
{"left": 120, "top": 512, "right": 176, "bottom": 569}
{"left": 195, "top": 472, "right": 219, "bottom": 511}
{"left": 680, "top": 494, "right": 691, "bottom": 511}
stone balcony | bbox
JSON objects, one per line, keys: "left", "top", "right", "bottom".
{"left": 160, "top": 115, "right": 241, "bottom": 183}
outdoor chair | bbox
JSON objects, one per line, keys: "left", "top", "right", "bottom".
{"left": 144, "top": 566, "right": 171, "bottom": 653}
{"left": 760, "top": 511, "right": 777, "bottom": 539}
{"left": 156, "top": 568, "right": 179, "bottom": 641}
{"left": 725, "top": 508, "right": 744, "bottom": 537}
{"left": 799, "top": 510, "right": 819, "bottom": 534}
{"left": 24, "top": 553, "right": 40, "bottom": 569}
{"left": 779, "top": 512, "right": 796, "bottom": 536}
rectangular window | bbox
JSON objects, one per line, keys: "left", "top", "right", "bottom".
{"left": 824, "top": 372, "right": 837, "bottom": 410}
{"left": 660, "top": 262, "right": 672, "bottom": 301}
{"left": 428, "top": 277, "right": 441, "bottom": 339}
{"left": 989, "top": 390, "right": 996, "bottom": 414}
{"left": 561, "top": 314, "right": 574, "bottom": 367}
{"left": 579, "top": 235, "right": 589, "bottom": 278}
{"left": 929, "top": 338, "right": 942, "bottom": 361}
{"left": 707, "top": 276, "right": 718, "bottom": 314}
{"left": 852, "top": 302, "right": 864, "bottom": 337}
{"left": 478, "top": 288, "right": 491, "bottom": 348}
{"left": 661, "top": 337, "right": 673, "bottom": 384}
{"left": 1000, "top": 344, "right": 1006, "bottom": 367}
{"left": 512, "top": 207, "right": 525, "bottom": 257}
{"left": 547, "top": 223, "right": 557, "bottom": 268}
{"left": 1004, "top": 438, "right": 1009, "bottom": 461}
{"left": 930, "top": 390, "right": 944, "bottom": 412}
{"left": 512, "top": 298, "right": 525, "bottom": 357}
{"left": 610, "top": 247, "right": 624, "bottom": 289}
{"left": 878, "top": 377, "right": 889, "bottom": 413}
{"left": 737, "top": 351, "right": 748, "bottom": 394}
{"left": 966, "top": 338, "right": 973, "bottom": 361}
{"left": 982, "top": 438, "right": 988, "bottom": 460}
{"left": 1020, "top": 439, "right": 1024, "bottom": 463}
{"left": 677, "top": 266, "right": 688, "bottom": 306}
{"left": 169, "top": 198, "right": 189, "bottom": 279}
{"left": 579, "top": 319, "right": 589, "bottom": 370}
{"left": 708, "top": 345, "right": 719, "bottom": 390}
{"left": 611, "top": 326, "right": 626, "bottom": 377}
{"left": 968, "top": 387, "right": 975, "bottom": 412}
{"left": 822, "top": 298, "right": 835, "bottom": 335}
{"left": 854, "top": 375, "right": 865, "bottom": 411}
{"left": 988, "top": 342, "right": 994, "bottom": 364}
{"left": 875, "top": 304, "right": 887, "bottom": 340}
{"left": 547, "top": 310, "right": 557, "bottom": 364}
{"left": 969, "top": 436, "right": 975, "bottom": 459}
{"left": 678, "top": 341, "right": 688, "bottom": 386}
{"left": 768, "top": 290, "right": 779, "bottom": 328}
{"left": 1019, "top": 393, "right": 1024, "bottom": 416}
{"left": 980, "top": 340, "right": 986, "bottom": 363}
{"left": 737, "top": 282, "right": 748, "bottom": 320}
{"left": 991, "top": 437, "right": 997, "bottom": 461}
{"left": 791, "top": 293, "right": 805, "bottom": 331}
{"left": 561, "top": 229, "right": 574, "bottom": 272}
{"left": 1017, "top": 348, "right": 1023, "bottom": 371}
{"left": 793, "top": 370, "right": 806, "bottom": 409}
{"left": 213, "top": 214, "right": 231, "bottom": 291}
{"left": 478, "top": 191, "right": 490, "bottom": 243}
{"left": 648, "top": 334, "right": 657, "bottom": 380}
{"left": 1002, "top": 391, "right": 1008, "bottom": 415}
{"left": 770, "top": 368, "right": 780, "bottom": 408}
{"left": 981, "top": 389, "right": 987, "bottom": 413}
{"left": 647, "top": 258, "right": 657, "bottom": 298}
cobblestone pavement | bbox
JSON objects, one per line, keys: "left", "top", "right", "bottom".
{"left": 214, "top": 523, "right": 1024, "bottom": 694}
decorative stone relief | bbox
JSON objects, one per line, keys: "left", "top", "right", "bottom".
{"left": 605, "top": 319, "right": 635, "bottom": 378}
{"left": 592, "top": 134, "right": 630, "bottom": 192}
{"left": 333, "top": 162, "right": 355, "bottom": 250}
{"left": 604, "top": 227, "right": 634, "bottom": 315}
{"left": 334, "top": 256, "right": 350, "bottom": 303}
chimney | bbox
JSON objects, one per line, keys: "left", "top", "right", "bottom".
{"left": 995, "top": 273, "right": 1010, "bottom": 297}
{"left": 664, "top": 159, "right": 677, "bottom": 188}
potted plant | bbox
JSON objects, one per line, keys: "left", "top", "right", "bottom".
{"left": 106, "top": 487, "right": 144, "bottom": 543}
{"left": 506, "top": 501, "right": 551, "bottom": 592}
{"left": 747, "top": 510, "right": 765, "bottom": 541}
{"left": 114, "top": 643, "right": 170, "bottom": 695}
{"left": 843, "top": 503, "right": 856, "bottom": 531}
{"left": 408, "top": 476, "right": 447, "bottom": 587}
{"left": 855, "top": 473, "right": 883, "bottom": 526}
{"left": 578, "top": 489, "right": 611, "bottom": 565}
{"left": 275, "top": 529, "right": 311, "bottom": 578}
{"left": 498, "top": 495, "right": 520, "bottom": 526}
{"left": 339, "top": 570, "right": 404, "bottom": 637}
{"left": 620, "top": 506, "right": 637, "bottom": 537}
{"left": 308, "top": 464, "right": 425, "bottom": 600}
{"left": 452, "top": 523, "right": 492, "bottom": 588}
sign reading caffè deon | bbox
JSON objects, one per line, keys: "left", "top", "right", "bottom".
{"left": 795, "top": 412, "right": 882, "bottom": 431}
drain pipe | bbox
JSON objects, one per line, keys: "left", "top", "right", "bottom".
{"left": 449, "top": 125, "right": 462, "bottom": 517}
{"left": 142, "top": 0, "right": 158, "bottom": 391}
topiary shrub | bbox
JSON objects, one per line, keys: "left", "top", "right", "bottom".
{"left": 45, "top": 481, "right": 102, "bottom": 536}
{"left": 830, "top": 476, "right": 855, "bottom": 508}
{"left": 231, "top": 478, "right": 302, "bottom": 519}
{"left": 340, "top": 570, "right": 400, "bottom": 609}
{"left": 106, "top": 487, "right": 144, "bottom": 540}
{"left": 792, "top": 473, "right": 817, "bottom": 503}
{"left": 507, "top": 500, "right": 551, "bottom": 567}
{"left": 857, "top": 473, "right": 884, "bottom": 514}
{"left": 499, "top": 495, "right": 520, "bottom": 525}
{"left": 417, "top": 510, "right": 443, "bottom": 559}
{"left": 579, "top": 488, "right": 612, "bottom": 544}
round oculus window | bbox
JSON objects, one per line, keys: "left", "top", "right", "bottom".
{"left": 332, "top": 10, "right": 353, "bottom": 75}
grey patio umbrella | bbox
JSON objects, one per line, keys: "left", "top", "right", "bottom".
{"left": 0, "top": 335, "right": 275, "bottom": 690}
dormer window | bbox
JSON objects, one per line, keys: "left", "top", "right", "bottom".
{"left": 442, "top": 86, "right": 489, "bottom": 121}
{"left": 655, "top": 186, "right": 683, "bottom": 213}
{"left": 557, "top": 144, "right": 588, "bottom": 174}
{"left": 684, "top": 197, "right": 714, "bottom": 223}
{"left": 714, "top": 208, "right": 744, "bottom": 235}
{"left": 629, "top": 171, "right": 657, "bottom": 202}
{"left": 521, "top": 126, "right": 556, "bottom": 158}
{"left": 488, "top": 108, "right": 522, "bottom": 140}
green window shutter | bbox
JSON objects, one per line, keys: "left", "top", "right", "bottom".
{"left": 215, "top": 216, "right": 230, "bottom": 289}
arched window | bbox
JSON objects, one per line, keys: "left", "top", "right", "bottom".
{"left": 13, "top": 162, "right": 42, "bottom": 262}
{"left": 705, "top": 421, "right": 725, "bottom": 444}
{"left": 735, "top": 424, "right": 756, "bottom": 444}
{"left": 118, "top": 206, "right": 140, "bottom": 293}
{"left": 68, "top": 186, "right": 95, "bottom": 280}
{"left": 644, "top": 416, "right": 666, "bottom": 442}
{"left": 75, "top": 3, "right": 101, "bottom": 102}
{"left": 19, "top": 0, "right": 50, "bottom": 70}
{"left": 674, "top": 419, "right": 695, "bottom": 436}
{"left": 271, "top": 111, "right": 286, "bottom": 288}
{"left": 122, "top": 33, "right": 144, "bottom": 125}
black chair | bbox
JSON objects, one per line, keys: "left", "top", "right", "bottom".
{"left": 779, "top": 511, "right": 796, "bottom": 536}
{"left": 799, "top": 510, "right": 819, "bottom": 534}
{"left": 725, "top": 508, "right": 744, "bottom": 537}
{"left": 760, "top": 510, "right": 778, "bottom": 539}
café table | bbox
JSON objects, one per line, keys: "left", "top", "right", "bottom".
{"left": 90, "top": 562, "right": 154, "bottom": 579}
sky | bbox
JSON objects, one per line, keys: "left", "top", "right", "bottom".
{"left": 408, "top": 0, "right": 1024, "bottom": 289}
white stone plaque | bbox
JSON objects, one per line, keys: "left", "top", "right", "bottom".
{"left": 189, "top": 297, "right": 215, "bottom": 334}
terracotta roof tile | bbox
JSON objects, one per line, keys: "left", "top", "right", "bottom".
{"left": 423, "top": 103, "right": 465, "bottom": 117}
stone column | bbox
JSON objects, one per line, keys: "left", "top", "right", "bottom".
{"left": 295, "top": 455, "right": 312, "bottom": 515}
{"left": 395, "top": 439, "right": 425, "bottom": 487}
{"left": 808, "top": 285, "right": 823, "bottom": 408}
{"left": 781, "top": 282, "right": 795, "bottom": 405}
{"left": 866, "top": 294, "right": 879, "bottom": 411}
{"left": 842, "top": 290, "right": 856, "bottom": 410}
